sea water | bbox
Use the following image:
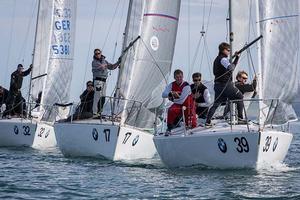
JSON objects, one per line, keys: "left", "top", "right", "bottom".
{"left": 0, "top": 134, "right": 299, "bottom": 199}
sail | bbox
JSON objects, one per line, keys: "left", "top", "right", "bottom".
{"left": 231, "top": 0, "right": 253, "bottom": 55}
{"left": 117, "top": 0, "right": 181, "bottom": 128}
{"left": 258, "top": 0, "right": 299, "bottom": 124}
{"left": 31, "top": 0, "right": 77, "bottom": 122}
{"left": 30, "top": 0, "right": 53, "bottom": 110}
{"left": 231, "top": 0, "right": 256, "bottom": 111}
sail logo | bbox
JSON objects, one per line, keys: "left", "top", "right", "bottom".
{"left": 150, "top": 36, "right": 159, "bottom": 51}
{"left": 217, "top": 138, "right": 227, "bottom": 153}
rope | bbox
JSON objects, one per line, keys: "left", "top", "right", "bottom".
{"left": 101, "top": 0, "right": 121, "bottom": 50}
{"left": 82, "top": 0, "right": 100, "bottom": 91}
{"left": 18, "top": 0, "right": 37, "bottom": 62}
{"left": 188, "top": 0, "right": 214, "bottom": 80}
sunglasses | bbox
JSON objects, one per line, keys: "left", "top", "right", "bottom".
{"left": 193, "top": 79, "right": 201, "bottom": 82}
{"left": 95, "top": 52, "right": 101, "bottom": 55}
{"left": 226, "top": 48, "right": 231, "bottom": 51}
{"left": 241, "top": 77, "right": 248, "bottom": 80}
{"left": 87, "top": 84, "right": 93, "bottom": 87}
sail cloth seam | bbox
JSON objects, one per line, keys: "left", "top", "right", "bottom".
{"left": 143, "top": 13, "right": 178, "bottom": 21}
{"left": 259, "top": 14, "right": 299, "bottom": 23}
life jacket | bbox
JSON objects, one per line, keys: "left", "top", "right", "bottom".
{"left": 213, "top": 53, "right": 232, "bottom": 83}
{"left": 191, "top": 83, "right": 207, "bottom": 103}
{"left": 171, "top": 81, "right": 189, "bottom": 96}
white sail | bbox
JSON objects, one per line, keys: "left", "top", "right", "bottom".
{"left": 231, "top": 0, "right": 256, "bottom": 111}
{"left": 258, "top": 0, "right": 299, "bottom": 124}
{"left": 231, "top": 0, "right": 253, "bottom": 55}
{"left": 30, "top": 0, "right": 53, "bottom": 109}
{"left": 31, "top": 0, "right": 77, "bottom": 122}
{"left": 117, "top": 0, "right": 181, "bottom": 128}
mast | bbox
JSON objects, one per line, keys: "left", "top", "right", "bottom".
{"left": 27, "top": 0, "right": 41, "bottom": 117}
{"left": 228, "top": 0, "right": 236, "bottom": 122}
{"left": 255, "top": 0, "right": 263, "bottom": 128}
{"left": 114, "top": 0, "right": 133, "bottom": 100}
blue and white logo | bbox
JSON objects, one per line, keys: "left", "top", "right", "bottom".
{"left": 92, "top": 128, "right": 98, "bottom": 141}
{"left": 14, "top": 125, "right": 19, "bottom": 135}
{"left": 218, "top": 138, "right": 227, "bottom": 153}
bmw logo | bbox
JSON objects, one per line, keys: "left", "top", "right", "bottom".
{"left": 218, "top": 138, "right": 227, "bottom": 153}
{"left": 14, "top": 125, "right": 19, "bottom": 135}
{"left": 92, "top": 128, "right": 98, "bottom": 141}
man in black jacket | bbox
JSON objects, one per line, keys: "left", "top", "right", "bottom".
{"left": 223, "top": 71, "right": 257, "bottom": 118}
{"left": 205, "top": 42, "right": 244, "bottom": 127}
{"left": 67, "top": 81, "right": 94, "bottom": 121}
{"left": 3, "top": 64, "right": 32, "bottom": 118}
{"left": 0, "top": 86, "right": 9, "bottom": 109}
{"left": 235, "top": 71, "right": 257, "bottom": 95}
{"left": 190, "top": 73, "right": 211, "bottom": 119}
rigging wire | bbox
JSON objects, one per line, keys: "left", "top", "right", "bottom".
{"left": 101, "top": 0, "right": 122, "bottom": 51}
{"left": 187, "top": 0, "right": 191, "bottom": 76}
{"left": 112, "top": 0, "right": 126, "bottom": 61}
{"left": 4, "top": 0, "right": 17, "bottom": 86}
{"left": 82, "top": 0, "right": 100, "bottom": 91}
{"left": 18, "top": 0, "right": 37, "bottom": 63}
{"left": 188, "top": 0, "right": 214, "bottom": 81}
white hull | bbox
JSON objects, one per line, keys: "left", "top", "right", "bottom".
{"left": 0, "top": 118, "right": 56, "bottom": 149}
{"left": 54, "top": 120, "right": 157, "bottom": 161}
{"left": 154, "top": 123, "right": 293, "bottom": 169}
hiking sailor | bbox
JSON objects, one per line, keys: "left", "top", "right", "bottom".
{"left": 205, "top": 42, "right": 245, "bottom": 127}
{"left": 3, "top": 64, "right": 32, "bottom": 118}
{"left": 92, "top": 48, "right": 120, "bottom": 116}
{"left": 162, "top": 69, "right": 197, "bottom": 131}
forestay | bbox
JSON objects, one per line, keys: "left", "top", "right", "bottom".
{"left": 30, "top": 0, "right": 76, "bottom": 122}
{"left": 117, "top": 0, "right": 181, "bottom": 128}
{"left": 258, "top": 0, "right": 299, "bottom": 124}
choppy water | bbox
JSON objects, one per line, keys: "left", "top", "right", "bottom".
{"left": 0, "top": 134, "right": 300, "bottom": 200}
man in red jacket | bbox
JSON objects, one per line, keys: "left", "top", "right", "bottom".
{"left": 162, "top": 69, "right": 197, "bottom": 131}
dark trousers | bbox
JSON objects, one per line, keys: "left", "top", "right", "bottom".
{"left": 206, "top": 82, "right": 244, "bottom": 123}
{"left": 196, "top": 106, "right": 208, "bottom": 119}
{"left": 4, "top": 90, "right": 25, "bottom": 116}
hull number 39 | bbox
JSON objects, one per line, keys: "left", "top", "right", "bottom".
{"left": 234, "top": 137, "right": 249, "bottom": 153}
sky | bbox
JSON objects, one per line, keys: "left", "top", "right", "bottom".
{"left": 0, "top": 0, "right": 258, "bottom": 103}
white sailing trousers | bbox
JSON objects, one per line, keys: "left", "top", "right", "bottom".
{"left": 93, "top": 80, "right": 107, "bottom": 114}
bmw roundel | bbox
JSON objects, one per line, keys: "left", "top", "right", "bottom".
{"left": 218, "top": 138, "right": 227, "bottom": 153}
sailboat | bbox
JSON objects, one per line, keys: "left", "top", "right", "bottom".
{"left": 54, "top": 0, "right": 181, "bottom": 161}
{"left": 153, "top": 0, "right": 299, "bottom": 168}
{"left": 0, "top": 0, "right": 76, "bottom": 149}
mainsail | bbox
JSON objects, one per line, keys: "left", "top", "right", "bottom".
{"left": 30, "top": 0, "right": 76, "bottom": 122}
{"left": 117, "top": 0, "right": 181, "bottom": 128}
{"left": 258, "top": 0, "right": 299, "bottom": 124}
